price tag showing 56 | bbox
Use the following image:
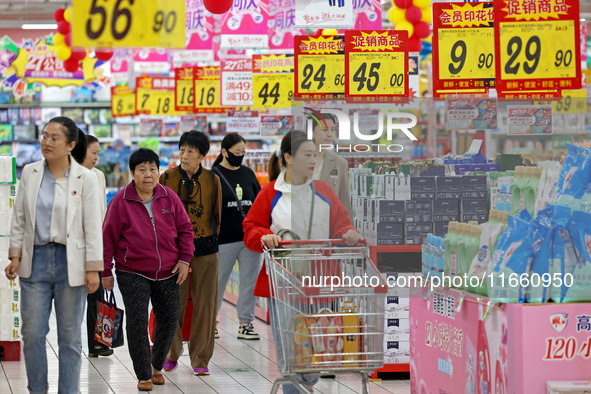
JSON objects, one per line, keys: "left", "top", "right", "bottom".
{"left": 72, "top": 0, "right": 185, "bottom": 48}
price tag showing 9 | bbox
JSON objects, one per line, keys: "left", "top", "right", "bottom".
{"left": 438, "top": 28, "right": 495, "bottom": 81}
{"left": 72, "top": 0, "right": 185, "bottom": 48}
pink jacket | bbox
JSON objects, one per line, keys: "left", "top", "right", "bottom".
{"left": 103, "top": 182, "right": 195, "bottom": 280}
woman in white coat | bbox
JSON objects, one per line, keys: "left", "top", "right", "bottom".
{"left": 5, "top": 116, "right": 103, "bottom": 394}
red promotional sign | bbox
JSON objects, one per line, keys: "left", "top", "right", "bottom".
{"left": 344, "top": 30, "right": 409, "bottom": 101}
{"left": 494, "top": 0, "right": 582, "bottom": 97}
{"left": 432, "top": 2, "right": 495, "bottom": 96}
{"left": 194, "top": 66, "right": 225, "bottom": 113}
{"left": 175, "top": 67, "right": 195, "bottom": 112}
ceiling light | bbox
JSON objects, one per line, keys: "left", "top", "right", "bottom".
{"left": 22, "top": 24, "right": 57, "bottom": 30}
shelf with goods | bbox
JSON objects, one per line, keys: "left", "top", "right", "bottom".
{"left": 0, "top": 156, "right": 21, "bottom": 361}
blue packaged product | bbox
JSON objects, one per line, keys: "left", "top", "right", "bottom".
{"left": 526, "top": 207, "right": 554, "bottom": 303}
{"left": 561, "top": 211, "right": 591, "bottom": 302}
{"left": 488, "top": 212, "right": 534, "bottom": 303}
{"left": 549, "top": 206, "right": 576, "bottom": 302}
{"left": 556, "top": 144, "right": 591, "bottom": 206}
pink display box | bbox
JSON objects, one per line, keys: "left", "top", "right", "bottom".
{"left": 410, "top": 286, "right": 591, "bottom": 394}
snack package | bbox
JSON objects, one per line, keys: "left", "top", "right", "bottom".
{"left": 307, "top": 309, "right": 343, "bottom": 367}
{"left": 555, "top": 144, "right": 591, "bottom": 209}
{"left": 562, "top": 211, "right": 591, "bottom": 302}
{"left": 292, "top": 314, "right": 313, "bottom": 367}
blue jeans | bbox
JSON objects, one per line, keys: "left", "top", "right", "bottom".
{"left": 269, "top": 299, "right": 319, "bottom": 394}
{"left": 20, "top": 244, "right": 86, "bottom": 394}
{"left": 216, "top": 241, "right": 262, "bottom": 324}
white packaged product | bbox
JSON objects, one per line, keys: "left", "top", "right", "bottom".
{"left": 0, "top": 314, "right": 21, "bottom": 341}
{"left": 0, "top": 288, "right": 20, "bottom": 315}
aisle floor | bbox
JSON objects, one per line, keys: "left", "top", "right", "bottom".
{"left": 0, "top": 298, "right": 410, "bottom": 393}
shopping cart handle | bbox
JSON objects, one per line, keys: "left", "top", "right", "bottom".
{"left": 276, "top": 238, "right": 367, "bottom": 246}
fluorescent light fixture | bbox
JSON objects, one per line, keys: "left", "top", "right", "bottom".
{"left": 22, "top": 23, "right": 57, "bottom": 30}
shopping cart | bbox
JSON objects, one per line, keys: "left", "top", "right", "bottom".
{"left": 264, "top": 239, "right": 387, "bottom": 394}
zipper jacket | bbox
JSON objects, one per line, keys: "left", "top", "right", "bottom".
{"left": 103, "top": 182, "right": 195, "bottom": 280}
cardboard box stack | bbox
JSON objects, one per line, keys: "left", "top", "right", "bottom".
{"left": 0, "top": 156, "right": 20, "bottom": 342}
{"left": 381, "top": 273, "right": 413, "bottom": 364}
{"left": 350, "top": 167, "right": 490, "bottom": 245}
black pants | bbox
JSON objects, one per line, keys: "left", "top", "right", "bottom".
{"left": 116, "top": 270, "right": 180, "bottom": 381}
{"left": 86, "top": 272, "right": 105, "bottom": 351}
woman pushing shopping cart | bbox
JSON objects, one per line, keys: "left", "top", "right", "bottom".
{"left": 243, "top": 131, "right": 386, "bottom": 393}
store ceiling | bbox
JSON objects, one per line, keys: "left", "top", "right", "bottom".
{"left": 0, "top": 0, "right": 591, "bottom": 27}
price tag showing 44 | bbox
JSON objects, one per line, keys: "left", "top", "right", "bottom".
{"left": 253, "top": 73, "right": 294, "bottom": 109}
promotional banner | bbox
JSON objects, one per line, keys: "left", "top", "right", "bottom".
{"left": 220, "top": 0, "right": 269, "bottom": 48}
{"left": 178, "top": 0, "right": 215, "bottom": 63}
{"left": 295, "top": 0, "right": 354, "bottom": 28}
{"left": 260, "top": 114, "right": 292, "bottom": 136}
{"left": 268, "top": 0, "right": 306, "bottom": 49}
{"left": 111, "top": 85, "right": 136, "bottom": 117}
{"left": 294, "top": 35, "right": 345, "bottom": 99}
{"left": 354, "top": 0, "right": 381, "bottom": 30}
{"left": 72, "top": 0, "right": 185, "bottom": 48}
{"left": 494, "top": 0, "right": 582, "bottom": 96}
{"left": 345, "top": 30, "right": 409, "bottom": 101}
{"left": 252, "top": 54, "right": 294, "bottom": 109}
{"left": 507, "top": 105, "right": 552, "bottom": 135}
{"left": 194, "top": 66, "right": 224, "bottom": 113}
{"left": 174, "top": 67, "right": 194, "bottom": 112}
{"left": 411, "top": 287, "right": 591, "bottom": 394}
{"left": 446, "top": 98, "right": 498, "bottom": 130}
{"left": 432, "top": 2, "right": 495, "bottom": 96}
{"left": 220, "top": 58, "right": 253, "bottom": 107}
{"left": 133, "top": 48, "right": 171, "bottom": 74}
{"left": 226, "top": 110, "right": 259, "bottom": 133}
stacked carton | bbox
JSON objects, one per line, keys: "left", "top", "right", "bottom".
{"left": 0, "top": 156, "right": 20, "bottom": 342}
{"left": 381, "top": 273, "right": 413, "bottom": 364}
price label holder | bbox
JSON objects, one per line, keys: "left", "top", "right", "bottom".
{"left": 135, "top": 77, "right": 177, "bottom": 116}
{"left": 194, "top": 66, "right": 223, "bottom": 113}
{"left": 494, "top": 0, "right": 581, "bottom": 96}
{"left": 433, "top": 2, "right": 495, "bottom": 95}
{"left": 175, "top": 67, "right": 194, "bottom": 112}
{"left": 294, "top": 35, "right": 345, "bottom": 99}
{"left": 345, "top": 30, "right": 408, "bottom": 101}
{"left": 111, "top": 85, "right": 135, "bottom": 117}
{"left": 252, "top": 54, "right": 294, "bottom": 109}
{"left": 72, "top": 0, "right": 185, "bottom": 48}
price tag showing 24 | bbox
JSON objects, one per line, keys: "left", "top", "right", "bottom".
{"left": 72, "top": 0, "right": 185, "bottom": 48}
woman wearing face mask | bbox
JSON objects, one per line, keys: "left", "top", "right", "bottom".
{"left": 211, "top": 133, "right": 262, "bottom": 340}
{"left": 243, "top": 130, "right": 360, "bottom": 394}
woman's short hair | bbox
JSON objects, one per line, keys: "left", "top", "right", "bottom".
{"left": 179, "top": 130, "right": 210, "bottom": 156}
{"left": 129, "top": 148, "right": 160, "bottom": 172}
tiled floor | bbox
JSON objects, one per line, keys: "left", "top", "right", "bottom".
{"left": 0, "top": 294, "right": 411, "bottom": 393}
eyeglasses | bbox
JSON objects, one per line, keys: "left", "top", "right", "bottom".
{"left": 40, "top": 134, "right": 62, "bottom": 146}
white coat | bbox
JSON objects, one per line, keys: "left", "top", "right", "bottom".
{"left": 9, "top": 158, "right": 104, "bottom": 287}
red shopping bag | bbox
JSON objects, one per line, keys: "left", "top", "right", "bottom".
{"left": 94, "top": 290, "right": 125, "bottom": 348}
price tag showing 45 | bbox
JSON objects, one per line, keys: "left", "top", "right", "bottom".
{"left": 72, "top": 0, "right": 185, "bottom": 48}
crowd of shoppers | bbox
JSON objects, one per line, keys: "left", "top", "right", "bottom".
{"left": 5, "top": 115, "right": 354, "bottom": 392}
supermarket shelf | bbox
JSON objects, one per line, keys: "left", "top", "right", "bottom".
{"left": 369, "top": 245, "right": 422, "bottom": 264}
{"left": 0, "top": 102, "right": 110, "bottom": 108}
{"left": 223, "top": 291, "right": 270, "bottom": 324}
{"left": 371, "top": 363, "right": 410, "bottom": 378}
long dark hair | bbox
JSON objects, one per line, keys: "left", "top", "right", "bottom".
{"left": 45, "top": 116, "right": 87, "bottom": 164}
{"left": 212, "top": 133, "right": 246, "bottom": 167}
{"left": 268, "top": 130, "right": 309, "bottom": 182}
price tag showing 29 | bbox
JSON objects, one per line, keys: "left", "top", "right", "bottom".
{"left": 72, "top": 0, "right": 185, "bottom": 48}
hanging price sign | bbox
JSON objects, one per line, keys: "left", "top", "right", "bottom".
{"left": 494, "top": 0, "right": 582, "bottom": 96}
{"left": 433, "top": 2, "right": 495, "bottom": 96}
{"left": 135, "top": 77, "right": 177, "bottom": 116}
{"left": 533, "top": 89, "right": 587, "bottom": 114}
{"left": 175, "top": 67, "right": 194, "bottom": 112}
{"left": 221, "top": 58, "right": 253, "bottom": 107}
{"left": 111, "top": 85, "right": 135, "bottom": 117}
{"left": 345, "top": 30, "right": 408, "bottom": 101}
{"left": 194, "top": 66, "right": 223, "bottom": 113}
{"left": 252, "top": 54, "right": 294, "bottom": 109}
{"left": 72, "top": 0, "right": 185, "bottom": 48}
{"left": 294, "top": 35, "right": 345, "bottom": 99}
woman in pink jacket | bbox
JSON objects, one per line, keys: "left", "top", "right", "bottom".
{"left": 102, "top": 149, "right": 195, "bottom": 391}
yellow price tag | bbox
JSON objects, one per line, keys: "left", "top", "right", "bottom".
{"left": 534, "top": 89, "right": 587, "bottom": 114}
{"left": 438, "top": 28, "right": 495, "bottom": 81}
{"left": 499, "top": 20, "right": 577, "bottom": 81}
{"left": 111, "top": 88, "right": 135, "bottom": 117}
{"left": 194, "top": 79, "right": 220, "bottom": 110}
{"left": 176, "top": 79, "right": 194, "bottom": 112}
{"left": 136, "top": 87, "right": 152, "bottom": 115}
{"left": 151, "top": 91, "right": 176, "bottom": 116}
{"left": 297, "top": 55, "right": 345, "bottom": 96}
{"left": 348, "top": 53, "right": 406, "bottom": 96}
{"left": 72, "top": 0, "right": 184, "bottom": 48}
{"left": 253, "top": 73, "right": 294, "bottom": 109}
